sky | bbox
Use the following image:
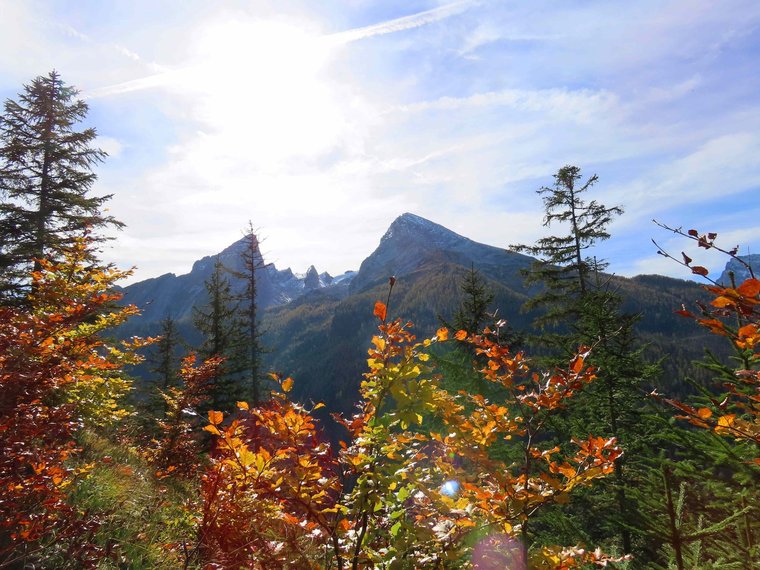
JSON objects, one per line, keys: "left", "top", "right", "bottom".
{"left": 1, "top": 0, "right": 759, "bottom": 284}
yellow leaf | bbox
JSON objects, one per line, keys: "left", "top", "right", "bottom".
{"left": 371, "top": 336, "right": 386, "bottom": 351}
{"left": 716, "top": 414, "right": 736, "bottom": 431}
{"left": 237, "top": 401, "right": 250, "bottom": 410}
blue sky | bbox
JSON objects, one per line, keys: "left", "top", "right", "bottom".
{"left": 1, "top": 0, "right": 759, "bottom": 284}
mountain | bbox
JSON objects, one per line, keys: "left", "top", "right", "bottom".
{"left": 120, "top": 212, "right": 727, "bottom": 414}
{"left": 349, "top": 213, "right": 533, "bottom": 293}
{"left": 717, "top": 254, "right": 760, "bottom": 285}
{"left": 118, "top": 235, "right": 353, "bottom": 339}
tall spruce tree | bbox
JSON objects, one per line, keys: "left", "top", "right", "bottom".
{"left": 230, "top": 223, "right": 267, "bottom": 404}
{"left": 0, "top": 71, "right": 122, "bottom": 303}
{"left": 512, "top": 165, "right": 622, "bottom": 347}
{"left": 150, "top": 316, "right": 181, "bottom": 391}
{"left": 513, "top": 166, "right": 666, "bottom": 558}
{"left": 193, "top": 257, "right": 245, "bottom": 410}
{"left": 452, "top": 264, "right": 495, "bottom": 335}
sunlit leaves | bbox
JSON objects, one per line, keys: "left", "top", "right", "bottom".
{"left": 149, "top": 354, "right": 219, "bottom": 479}
{"left": 198, "top": 378, "right": 342, "bottom": 567}
{"left": 667, "top": 270, "right": 760, "bottom": 452}
{"left": 188, "top": 297, "right": 621, "bottom": 567}
{"left": 0, "top": 237, "right": 143, "bottom": 561}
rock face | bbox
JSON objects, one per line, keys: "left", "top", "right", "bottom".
{"left": 717, "top": 254, "right": 760, "bottom": 286}
{"left": 349, "top": 213, "right": 534, "bottom": 294}
{"left": 303, "top": 265, "right": 321, "bottom": 291}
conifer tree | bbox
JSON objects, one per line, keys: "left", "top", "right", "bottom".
{"left": 193, "top": 257, "right": 245, "bottom": 410}
{"left": 512, "top": 165, "right": 622, "bottom": 343}
{"left": 150, "top": 316, "right": 181, "bottom": 391}
{"left": 0, "top": 71, "right": 122, "bottom": 303}
{"left": 230, "top": 223, "right": 267, "bottom": 404}
{"left": 452, "top": 264, "right": 495, "bottom": 335}
{"left": 513, "top": 166, "right": 665, "bottom": 558}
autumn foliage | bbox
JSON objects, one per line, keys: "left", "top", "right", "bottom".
{"left": 0, "top": 239, "right": 146, "bottom": 565}
{"left": 148, "top": 354, "right": 221, "bottom": 479}
{"left": 190, "top": 301, "right": 626, "bottom": 568}
{"left": 655, "top": 224, "right": 760, "bottom": 461}
{"left": 668, "top": 274, "right": 760, "bottom": 455}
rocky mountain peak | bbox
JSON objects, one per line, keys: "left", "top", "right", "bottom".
{"left": 349, "top": 212, "right": 532, "bottom": 294}
{"left": 304, "top": 265, "right": 321, "bottom": 290}
{"left": 717, "top": 254, "right": 760, "bottom": 286}
{"left": 381, "top": 212, "right": 464, "bottom": 247}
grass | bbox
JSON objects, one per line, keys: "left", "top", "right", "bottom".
{"left": 68, "top": 429, "right": 199, "bottom": 569}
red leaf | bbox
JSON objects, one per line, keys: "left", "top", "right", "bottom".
{"left": 691, "top": 266, "right": 709, "bottom": 276}
{"left": 688, "top": 229, "right": 699, "bottom": 237}
{"left": 681, "top": 252, "right": 692, "bottom": 265}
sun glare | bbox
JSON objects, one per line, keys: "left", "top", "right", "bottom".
{"left": 179, "top": 18, "right": 343, "bottom": 164}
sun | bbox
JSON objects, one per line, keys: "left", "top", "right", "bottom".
{"left": 179, "top": 17, "right": 343, "bottom": 163}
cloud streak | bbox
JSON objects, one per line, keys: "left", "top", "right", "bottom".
{"left": 326, "top": 0, "right": 478, "bottom": 44}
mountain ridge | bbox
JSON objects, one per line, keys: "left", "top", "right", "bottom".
{"left": 119, "top": 212, "right": 731, "bottom": 413}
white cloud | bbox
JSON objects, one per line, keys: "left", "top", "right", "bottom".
{"left": 97, "top": 136, "right": 124, "bottom": 158}
{"left": 612, "top": 133, "right": 760, "bottom": 222}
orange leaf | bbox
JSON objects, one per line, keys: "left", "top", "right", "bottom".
{"left": 374, "top": 301, "right": 387, "bottom": 321}
{"left": 571, "top": 355, "right": 584, "bottom": 374}
{"left": 208, "top": 410, "right": 223, "bottom": 425}
{"left": 237, "top": 401, "right": 250, "bottom": 410}
{"left": 436, "top": 327, "right": 449, "bottom": 341}
{"left": 737, "top": 278, "right": 760, "bottom": 298}
{"left": 281, "top": 377, "right": 294, "bottom": 393}
{"left": 738, "top": 324, "right": 758, "bottom": 338}
{"left": 455, "top": 330, "right": 468, "bottom": 341}
{"left": 691, "top": 266, "right": 709, "bottom": 276}
{"left": 711, "top": 296, "right": 733, "bottom": 308}
{"left": 696, "top": 407, "right": 712, "bottom": 419}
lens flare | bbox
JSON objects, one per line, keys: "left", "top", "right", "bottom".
{"left": 441, "top": 479, "right": 460, "bottom": 497}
